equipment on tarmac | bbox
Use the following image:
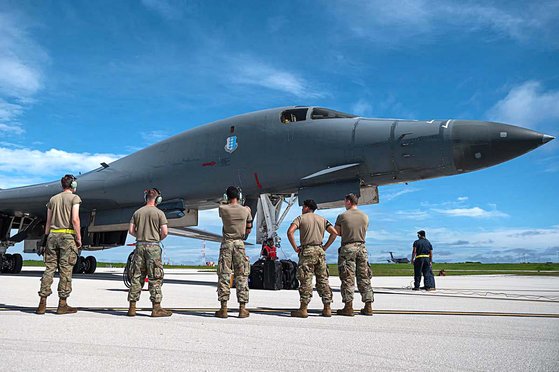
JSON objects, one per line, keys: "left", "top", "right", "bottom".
{"left": 123, "top": 251, "right": 134, "bottom": 288}
{"left": 280, "top": 259, "right": 299, "bottom": 290}
{"left": 72, "top": 255, "right": 97, "bottom": 274}
{"left": 248, "top": 259, "right": 265, "bottom": 289}
{"left": 0, "top": 253, "right": 23, "bottom": 273}
{"left": 249, "top": 258, "right": 299, "bottom": 290}
{"left": 263, "top": 260, "right": 283, "bottom": 290}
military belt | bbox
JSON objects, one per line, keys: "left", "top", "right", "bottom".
{"left": 415, "top": 254, "right": 430, "bottom": 258}
{"left": 300, "top": 244, "right": 323, "bottom": 250}
{"left": 342, "top": 241, "right": 365, "bottom": 246}
{"left": 50, "top": 228, "right": 75, "bottom": 234}
{"left": 136, "top": 242, "right": 161, "bottom": 246}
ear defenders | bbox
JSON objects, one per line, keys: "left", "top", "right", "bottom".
{"left": 65, "top": 174, "right": 78, "bottom": 190}
{"left": 223, "top": 186, "right": 243, "bottom": 204}
{"left": 144, "top": 188, "right": 163, "bottom": 205}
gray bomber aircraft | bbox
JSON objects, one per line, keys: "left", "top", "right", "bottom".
{"left": 0, "top": 106, "right": 554, "bottom": 274}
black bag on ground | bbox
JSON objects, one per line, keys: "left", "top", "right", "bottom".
{"left": 280, "top": 259, "right": 299, "bottom": 290}
{"left": 263, "top": 260, "right": 283, "bottom": 290}
{"left": 249, "top": 259, "right": 265, "bottom": 289}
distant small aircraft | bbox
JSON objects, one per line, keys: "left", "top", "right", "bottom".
{"left": 387, "top": 252, "right": 410, "bottom": 264}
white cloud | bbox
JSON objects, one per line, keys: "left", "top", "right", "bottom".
{"left": 351, "top": 99, "right": 373, "bottom": 117}
{"left": 141, "top": 130, "right": 169, "bottom": 144}
{"left": 433, "top": 206, "right": 508, "bottom": 218}
{"left": 382, "top": 187, "right": 420, "bottom": 202}
{"left": 0, "top": 12, "right": 48, "bottom": 135}
{"left": 328, "top": 1, "right": 559, "bottom": 48}
{"left": 0, "top": 147, "right": 123, "bottom": 188}
{"left": 457, "top": 196, "right": 469, "bottom": 202}
{"left": 141, "top": 0, "right": 182, "bottom": 20}
{"left": 231, "top": 57, "right": 324, "bottom": 99}
{"left": 0, "top": 123, "right": 24, "bottom": 135}
{"left": 487, "top": 81, "right": 559, "bottom": 129}
{"left": 0, "top": 99, "right": 23, "bottom": 121}
{"left": 394, "top": 209, "right": 430, "bottom": 220}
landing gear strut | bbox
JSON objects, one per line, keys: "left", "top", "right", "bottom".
{"left": 256, "top": 193, "right": 297, "bottom": 247}
{"left": 0, "top": 253, "right": 23, "bottom": 273}
{"left": 73, "top": 255, "right": 97, "bottom": 274}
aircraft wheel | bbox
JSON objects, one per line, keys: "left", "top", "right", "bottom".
{"left": 85, "top": 256, "right": 97, "bottom": 274}
{"left": 12, "top": 253, "right": 23, "bottom": 274}
{"left": 73, "top": 256, "right": 84, "bottom": 274}
{"left": 2, "top": 253, "right": 13, "bottom": 273}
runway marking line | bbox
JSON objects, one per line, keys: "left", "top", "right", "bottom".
{"left": 0, "top": 306, "right": 557, "bottom": 318}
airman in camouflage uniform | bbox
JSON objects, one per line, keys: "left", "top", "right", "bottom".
{"left": 127, "top": 188, "right": 172, "bottom": 318}
{"left": 36, "top": 174, "right": 82, "bottom": 315}
{"left": 215, "top": 186, "right": 252, "bottom": 318}
{"left": 287, "top": 199, "right": 338, "bottom": 318}
{"left": 335, "top": 194, "right": 374, "bottom": 316}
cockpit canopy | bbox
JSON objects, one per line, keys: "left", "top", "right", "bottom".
{"left": 280, "top": 107, "right": 356, "bottom": 124}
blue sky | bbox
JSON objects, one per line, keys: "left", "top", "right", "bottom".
{"left": 1, "top": 0, "right": 558, "bottom": 264}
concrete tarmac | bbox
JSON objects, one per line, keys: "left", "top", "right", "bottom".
{"left": 0, "top": 267, "right": 558, "bottom": 371}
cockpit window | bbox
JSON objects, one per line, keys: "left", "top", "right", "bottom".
{"left": 280, "top": 108, "right": 308, "bottom": 124}
{"left": 311, "top": 107, "right": 356, "bottom": 120}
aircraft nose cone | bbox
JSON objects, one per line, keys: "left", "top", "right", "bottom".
{"left": 542, "top": 134, "right": 555, "bottom": 144}
{"left": 451, "top": 121, "right": 553, "bottom": 172}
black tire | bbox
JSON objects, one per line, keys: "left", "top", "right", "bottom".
{"left": 12, "top": 253, "right": 23, "bottom": 274}
{"left": 73, "top": 256, "right": 84, "bottom": 274}
{"left": 85, "top": 256, "right": 97, "bottom": 274}
{"left": 2, "top": 254, "right": 12, "bottom": 273}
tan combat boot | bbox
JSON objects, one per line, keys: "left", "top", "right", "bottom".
{"left": 360, "top": 301, "right": 373, "bottom": 316}
{"left": 321, "top": 303, "right": 332, "bottom": 317}
{"left": 238, "top": 303, "right": 250, "bottom": 318}
{"left": 56, "top": 298, "right": 77, "bottom": 314}
{"left": 215, "top": 300, "right": 228, "bottom": 318}
{"left": 151, "top": 302, "right": 172, "bottom": 317}
{"left": 36, "top": 297, "right": 47, "bottom": 315}
{"left": 290, "top": 302, "right": 308, "bottom": 318}
{"left": 127, "top": 301, "right": 136, "bottom": 317}
{"left": 337, "top": 301, "right": 354, "bottom": 316}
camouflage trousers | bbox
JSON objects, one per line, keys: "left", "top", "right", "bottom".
{"left": 38, "top": 233, "right": 78, "bottom": 298}
{"left": 128, "top": 243, "right": 164, "bottom": 303}
{"left": 297, "top": 245, "right": 333, "bottom": 305}
{"left": 338, "top": 243, "right": 374, "bottom": 303}
{"left": 217, "top": 239, "right": 250, "bottom": 303}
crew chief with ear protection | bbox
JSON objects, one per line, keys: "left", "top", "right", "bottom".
{"left": 36, "top": 174, "right": 82, "bottom": 315}
{"left": 214, "top": 186, "right": 253, "bottom": 319}
{"left": 126, "top": 188, "right": 172, "bottom": 317}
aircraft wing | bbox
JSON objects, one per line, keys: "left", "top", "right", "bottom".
{"left": 168, "top": 227, "right": 223, "bottom": 242}
{"left": 168, "top": 227, "right": 254, "bottom": 245}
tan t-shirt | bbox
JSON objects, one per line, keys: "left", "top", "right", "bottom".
{"left": 47, "top": 191, "right": 82, "bottom": 230}
{"left": 335, "top": 208, "right": 369, "bottom": 245}
{"left": 219, "top": 204, "right": 252, "bottom": 241}
{"left": 292, "top": 213, "right": 332, "bottom": 246}
{"left": 130, "top": 206, "right": 168, "bottom": 242}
